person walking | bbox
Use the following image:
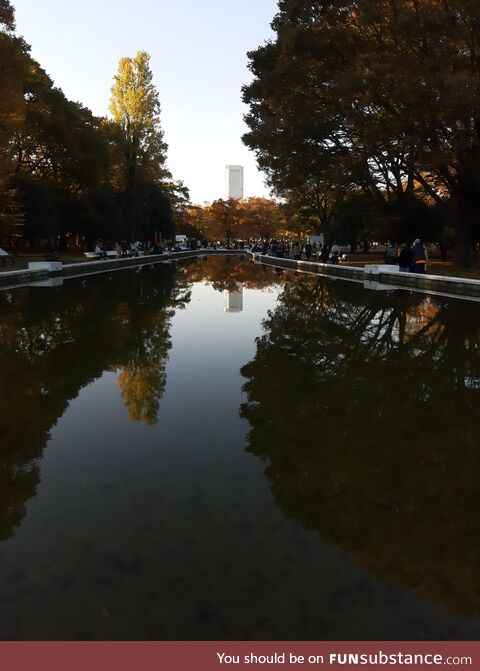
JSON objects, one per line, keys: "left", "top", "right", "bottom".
{"left": 305, "top": 242, "right": 312, "bottom": 261}
{"left": 411, "top": 239, "right": 427, "bottom": 273}
{"left": 293, "top": 241, "right": 301, "bottom": 260}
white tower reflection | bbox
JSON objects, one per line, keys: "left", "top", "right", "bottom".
{"left": 224, "top": 283, "right": 244, "bottom": 313}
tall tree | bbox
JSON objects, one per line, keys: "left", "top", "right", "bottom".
{"left": 109, "top": 51, "right": 169, "bottom": 240}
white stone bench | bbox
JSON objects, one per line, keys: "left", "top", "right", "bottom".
{"left": 365, "top": 264, "right": 401, "bottom": 275}
{"left": 84, "top": 251, "right": 119, "bottom": 259}
{"left": 28, "top": 261, "right": 63, "bottom": 271}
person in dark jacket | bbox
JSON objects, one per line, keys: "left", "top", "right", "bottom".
{"left": 385, "top": 244, "right": 398, "bottom": 265}
{"left": 411, "top": 239, "right": 427, "bottom": 273}
{"left": 398, "top": 244, "right": 413, "bottom": 272}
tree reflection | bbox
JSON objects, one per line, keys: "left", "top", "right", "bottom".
{"left": 241, "top": 275, "right": 480, "bottom": 614}
{"left": 0, "top": 265, "right": 190, "bottom": 539}
{"left": 180, "top": 254, "right": 280, "bottom": 292}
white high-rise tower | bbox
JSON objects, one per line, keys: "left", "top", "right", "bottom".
{"left": 225, "top": 165, "right": 244, "bottom": 200}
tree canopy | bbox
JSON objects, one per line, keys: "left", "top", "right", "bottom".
{"left": 0, "top": 4, "right": 187, "bottom": 249}
{"left": 179, "top": 197, "right": 285, "bottom": 242}
{"left": 243, "top": 0, "right": 480, "bottom": 265}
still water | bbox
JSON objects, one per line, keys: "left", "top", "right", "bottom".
{"left": 0, "top": 256, "right": 479, "bottom": 640}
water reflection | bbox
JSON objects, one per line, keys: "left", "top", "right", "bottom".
{"left": 224, "top": 284, "right": 244, "bottom": 313}
{"left": 0, "top": 257, "right": 277, "bottom": 542}
{"left": 180, "top": 255, "right": 279, "bottom": 293}
{"left": 1, "top": 258, "right": 479, "bottom": 639}
{"left": 0, "top": 265, "right": 190, "bottom": 539}
{"left": 241, "top": 275, "right": 480, "bottom": 615}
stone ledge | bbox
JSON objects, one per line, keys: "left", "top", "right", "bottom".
{"left": 28, "top": 261, "right": 63, "bottom": 271}
{"left": 378, "top": 271, "right": 480, "bottom": 297}
{"left": 3, "top": 250, "right": 478, "bottom": 300}
{"left": 0, "top": 267, "right": 48, "bottom": 287}
{"left": 250, "top": 253, "right": 480, "bottom": 300}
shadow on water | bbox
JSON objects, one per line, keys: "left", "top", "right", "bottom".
{"left": 241, "top": 274, "right": 480, "bottom": 616}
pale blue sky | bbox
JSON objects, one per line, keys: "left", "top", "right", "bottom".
{"left": 12, "top": 0, "right": 278, "bottom": 204}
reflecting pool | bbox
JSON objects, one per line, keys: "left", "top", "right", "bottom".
{"left": 0, "top": 256, "right": 479, "bottom": 640}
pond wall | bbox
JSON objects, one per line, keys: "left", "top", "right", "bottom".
{"left": 1, "top": 249, "right": 480, "bottom": 301}
{"left": 250, "top": 253, "right": 480, "bottom": 301}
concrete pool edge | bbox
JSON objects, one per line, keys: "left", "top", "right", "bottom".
{"left": 250, "top": 253, "right": 480, "bottom": 301}
{"left": 0, "top": 249, "right": 245, "bottom": 288}
{"left": 1, "top": 248, "right": 479, "bottom": 301}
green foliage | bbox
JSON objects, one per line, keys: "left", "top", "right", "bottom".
{"left": 109, "top": 51, "right": 166, "bottom": 163}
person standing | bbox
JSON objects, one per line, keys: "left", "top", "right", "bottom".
{"left": 320, "top": 245, "right": 330, "bottom": 263}
{"left": 398, "top": 243, "right": 413, "bottom": 272}
{"left": 293, "top": 241, "right": 301, "bottom": 260}
{"left": 305, "top": 241, "right": 312, "bottom": 261}
{"left": 385, "top": 244, "right": 398, "bottom": 265}
{"left": 411, "top": 239, "right": 427, "bottom": 273}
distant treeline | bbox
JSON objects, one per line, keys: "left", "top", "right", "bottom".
{"left": 0, "top": 0, "right": 188, "bottom": 250}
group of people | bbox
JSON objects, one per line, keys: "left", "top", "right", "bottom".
{"left": 93, "top": 240, "right": 155, "bottom": 259}
{"left": 251, "top": 239, "right": 344, "bottom": 264}
{"left": 385, "top": 240, "right": 428, "bottom": 274}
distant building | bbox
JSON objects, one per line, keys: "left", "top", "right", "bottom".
{"left": 225, "top": 165, "right": 244, "bottom": 200}
{"left": 224, "top": 284, "right": 244, "bottom": 313}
